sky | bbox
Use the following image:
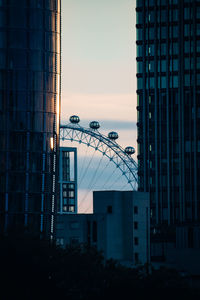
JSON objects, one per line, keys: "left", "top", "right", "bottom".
{"left": 61, "top": 0, "right": 137, "bottom": 212}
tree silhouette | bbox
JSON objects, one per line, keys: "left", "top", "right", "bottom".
{"left": 0, "top": 234, "right": 199, "bottom": 299}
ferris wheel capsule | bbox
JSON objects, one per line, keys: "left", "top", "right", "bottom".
{"left": 125, "top": 146, "right": 135, "bottom": 155}
{"left": 69, "top": 115, "right": 80, "bottom": 124}
{"left": 89, "top": 121, "right": 100, "bottom": 130}
{"left": 108, "top": 131, "right": 118, "bottom": 140}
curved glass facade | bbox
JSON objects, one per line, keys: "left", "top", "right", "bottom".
{"left": 0, "top": 0, "right": 61, "bottom": 238}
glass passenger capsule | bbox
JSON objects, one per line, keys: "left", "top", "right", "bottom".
{"left": 108, "top": 131, "right": 119, "bottom": 140}
{"left": 125, "top": 146, "right": 135, "bottom": 155}
{"left": 89, "top": 121, "right": 100, "bottom": 129}
{"left": 69, "top": 115, "right": 80, "bottom": 124}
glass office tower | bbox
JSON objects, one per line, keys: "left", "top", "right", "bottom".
{"left": 136, "top": 0, "right": 200, "bottom": 260}
{"left": 0, "top": 0, "right": 61, "bottom": 239}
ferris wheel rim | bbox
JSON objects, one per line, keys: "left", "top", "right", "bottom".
{"left": 60, "top": 122, "right": 138, "bottom": 190}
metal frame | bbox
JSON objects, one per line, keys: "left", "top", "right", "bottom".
{"left": 60, "top": 123, "right": 138, "bottom": 190}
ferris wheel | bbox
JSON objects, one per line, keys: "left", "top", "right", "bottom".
{"left": 60, "top": 115, "right": 138, "bottom": 212}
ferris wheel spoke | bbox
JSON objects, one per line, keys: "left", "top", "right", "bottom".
{"left": 91, "top": 159, "right": 111, "bottom": 190}
{"left": 106, "top": 170, "right": 125, "bottom": 190}
{"left": 101, "top": 166, "right": 118, "bottom": 190}
{"left": 80, "top": 155, "right": 105, "bottom": 203}
{"left": 78, "top": 145, "right": 89, "bottom": 181}
{"left": 79, "top": 148, "right": 96, "bottom": 186}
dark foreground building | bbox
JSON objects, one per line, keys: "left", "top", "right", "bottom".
{"left": 0, "top": 0, "right": 61, "bottom": 239}
{"left": 136, "top": 0, "right": 200, "bottom": 272}
{"left": 56, "top": 191, "right": 150, "bottom": 267}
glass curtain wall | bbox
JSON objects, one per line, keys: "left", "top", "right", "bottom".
{"left": 0, "top": 0, "right": 61, "bottom": 239}
{"left": 136, "top": 0, "right": 200, "bottom": 246}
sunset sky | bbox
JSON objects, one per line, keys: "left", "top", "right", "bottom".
{"left": 61, "top": 0, "right": 137, "bottom": 212}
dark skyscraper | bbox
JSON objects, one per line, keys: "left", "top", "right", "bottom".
{"left": 136, "top": 0, "right": 200, "bottom": 265}
{"left": 0, "top": 0, "right": 61, "bottom": 239}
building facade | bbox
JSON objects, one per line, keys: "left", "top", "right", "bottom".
{"left": 136, "top": 0, "right": 200, "bottom": 264}
{"left": 58, "top": 147, "right": 78, "bottom": 214}
{"left": 56, "top": 191, "right": 150, "bottom": 267}
{"left": 0, "top": 0, "right": 61, "bottom": 238}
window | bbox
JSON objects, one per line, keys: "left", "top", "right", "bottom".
{"left": 184, "top": 7, "right": 190, "bottom": 20}
{"left": 137, "top": 61, "right": 143, "bottom": 73}
{"left": 134, "top": 222, "right": 138, "bottom": 230}
{"left": 149, "top": 27, "right": 154, "bottom": 39}
{"left": 149, "top": 10, "right": 155, "bottom": 22}
{"left": 173, "top": 26, "right": 178, "bottom": 38}
{"left": 149, "top": 0, "right": 154, "bottom": 6}
{"left": 170, "top": 42, "right": 178, "bottom": 55}
{"left": 161, "top": 10, "right": 167, "bottom": 22}
{"left": 135, "top": 253, "right": 139, "bottom": 263}
{"left": 134, "top": 206, "right": 138, "bottom": 214}
{"left": 184, "top": 57, "right": 190, "bottom": 70}
{"left": 68, "top": 199, "right": 75, "bottom": 205}
{"left": 107, "top": 206, "right": 112, "bottom": 213}
{"left": 30, "top": 10, "right": 43, "bottom": 29}
{"left": 136, "top": 0, "right": 142, "bottom": 7}
{"left": 134, "top": 237, "right": 139, "bottom": 245}
{"left": 150, "top": 77, "right": 154, "bottom": 88}
{"left": 30, "top": 32, "right": 43, "bottom": 50}
{"left": 137, "top": 45, "right": 143, "bottom": 57}
{"left": 161, "top": 44, "right": 166, "bottom": 55}
{"left": 161, "top": 76, "right": 166, "bottom": 88}
{"left": 137, "top": 28, "right": 143, "bottom": 40}
{"left": 69, "top": 190, "right": 74, "bottom": 198}
{"left": 68, "top": 183, "right": 75, "bottom": 189}
{"left": 138, "top": 77, "right": 143, "bottom": 89}
{"left": 56, "top": 238, "right": 64, "bottom": 246}
{"left": 136, "top": 11, "right": 143, "bottom": 24}
{"left": 149, "top": 61, "right": 154, "bottom": 72}
{"left": 173, "top": 9, "right": 178, "bottom": 21}
{"left": 161, "top": 26, "right": 166, "bottom": 38}
{"left": 197, "top": 74, "right": 200, "bottom": 86}
{"left": 173, "top": 59, "right": 178, "bottom": 71}
{"left": 173, "top": 76, "right": 178, "bottom": 88}
{"left": 197, "top": 40, "right": 200, "bottom": 52}
{"left": 197, "top": 24, "right": 200, "bottom": 36}
{"left": 185, "top": 141, "right": 190, "bottom": 152}
{"left": 161, "top": 60, "right": 166, "bottom": 72}
{"left": 184, "top": 74, "right": 190, "bottom": 87}
{"left": 63, "top": 205, "right": 67, "bottom": 212}
{"left": 197, "top": 6, "right": 200, "bottom": 19}
{"left": 184, "top": 24, "right": 190, "bottom": 37}
{"left": 68, "top": 206, "right": 75, "bottom": 212}
{"left": 149, "top": 44, "right": 155, "bottom": 56}
{"left": 184, "top": 41, "right": 190, "bottom": 53}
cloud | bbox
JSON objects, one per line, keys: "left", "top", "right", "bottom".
{"left": 72, "top": 119, "right": 137, "bottom": 131}
{"left": 61, "top": 93, "right": 137, "bottom": 123}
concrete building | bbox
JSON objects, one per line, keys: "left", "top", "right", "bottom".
{"left": 0, "top": 0, "right": 61, "bottom": 239}
{"left": 136, "top": 0, "right": 200, "bottom": 271}
{"left": 56, "top": 190, "right": 150, "bottom": 266}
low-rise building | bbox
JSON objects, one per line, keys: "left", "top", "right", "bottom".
{"left": 56, "top": 190, "right": 150, "bottom": 266}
